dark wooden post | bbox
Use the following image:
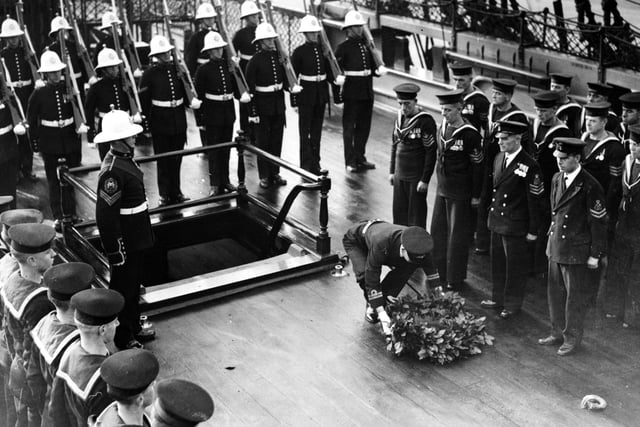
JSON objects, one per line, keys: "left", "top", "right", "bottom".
{"left": 235, "top": 130, "right": 248, "bottom": 204}
{"left": 317, "top": 170, "right": 330, "bottom": 255}
{"left": 517, "top": 10, "right": 526, "bottom": 68}
{"left": 58, "top": 160, "right": 72, "bottom": 239}
{"left": 451, "top": 0, "right": 457, "bottom": 52}
{"left": 597, "top": 27, "right": 605, "bottom": 83}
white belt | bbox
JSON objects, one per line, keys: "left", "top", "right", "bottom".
{"left": 255, "top": 83, "right": 283, "bottom": 93}
{"left": 119, "top": 201, "right": 148, "bottom": 215}
{"left": 344, "top": 69, "right": 371, "bottom": 77}
{"left": 197, "top": 58, "right": 209, "bottom": 64}
{"left": 151, "top": 98, "right": 184, "bottom": 107}
{"left": 362, "top": 219, "right": 382, "bottom": 235}
{"left": 0, "top": 103, "right": 5, "bottom": 110}
{"left": 0, "top": 124, "right": 13, "bottom": 135}
{"left": 41, "top": 118, "right": 74, "bottom": 128}
{"left": 239, "top": 53, "right": 253, "bottom": 61}
{"left": 74, "top": 72, "right": 82, "bottom": 79}
{"left": 299, "top": 74, "right": 326, "bottom": 82}
{"left": 205, "top": 93, "right": 234, "bottom": 101}
{"left": 8, "top": 79, "right": 32, "bottom": 88}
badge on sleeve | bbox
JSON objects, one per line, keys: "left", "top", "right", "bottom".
{"left": 99, "top": 176, "right": 122, "bottom": 206}
{"left": 529, "top": 173, "right": 544, "bottom": 195}
{"left": 590, "top": 199, "right": 606, "bottom": 219}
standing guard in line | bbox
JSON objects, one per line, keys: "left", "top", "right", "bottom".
{"left": 475, "top": 78, "right": 529, "bottom": 255}
{"left": 95, "top": 109, "right": 155, "bottom": 350}
{"left": 291, "top": 15, "right": 335, "bottom": 175}
{"left": 529, "top": 90, "right": 572, "bottom": 276}
{"left": 150, "top": 379, "right": 215, "bottom": 426}
{"left": 245, "top": 23, "right": 290, "bottom": 189}
{"left": 343, "top": 220, "right": 438, "bottom": 335}
{"left": 480, "top": 121, "right": 543, "bottom": 319}
{"left": 335, "top": 10, "right": 380, "bottom": 173}
{"left": 85, "top": 48, "right": 132, "bottom": 160}
{"left": 139, "top": 35, "right": 190, "bottom": 206}
{"left": 232, "top": 0, "right": 261, "bottom": 144}
{"left": 27, "top": 50, "right": 81, "bottom": 232}
{"left": 49, "top": 288, "right": 123, "bottom": 426}
{"left": 618, "top": 92, "right": 640, "bottom": 153}
{"left": 0, "top": 17, "right": 36, "bottom": 182}
{"left": 580, "top": 82, "right": 621, "bottom": 135}
{"left": 186, "top": 2, "right": 217, "bottom": 76}
{"left": 1, "top": 223, "right": 55, "bottom": 427}
{"left": 26, "top": 262, "right": 92, "bottom": 426}
{"left": 92, "top": 11, "right": 122, "bottom": 61}
{"left": 550, "top": 73, "right": 582, "bottom": 137}
{"left": 92, "top": 349, "right": 158, "bottom": 426}
{"left": 195, "top": 31, "right": 244, "bottom": 196}
{"left": 604, "top": 125, "right": 640, "bottom": 326}
{"left": 0, "top": 73, "right": 19, "bottom": 206}
{"left": 388, "top": 83, "right": 437, "bottom": 228}
{"left": 47, "top": 16, "right": 87, "bottom": 100}
{"left": 539, "top": 138, "right": 607, "bottom": 356}
{"left": 431, "top": 90, "right": 483, "bottom": 290}
{"left": 449, "top": 61, "right": 490, "bottom": 135}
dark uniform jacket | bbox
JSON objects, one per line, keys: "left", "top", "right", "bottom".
{"left": 93, "top": 401, "right": 151, "bottom": 426}
{"left": 335, "top": 37, "right": 375, "bottom": 101}
{"left": 1, "top": 45, "right": 35, "bottom": 107}
{"left": 194, "top": 58, "right": 238, "bottom": 127}
{"left": 232, "top": 25, "right": 257, "bottom": 72}
{"left": 556, "top": 99, "right": 582, "bottom": 137}
{"left": 291, "top": 41, "right": 331, "bottom": 107}
{"left": 50, "top": 341, "right": 112, "bottom": 427}
{"left": 547, "top": 167, "right": 608, "bottom": 263}
{"left": 344, "top": 220, "right": 439, "bottom": 308}
{"left": 245, "top": 49, "right": 289, "bottom": 117}
{"left": 462, "top": 88, "right": 490, "bottom": 134}
{"left": 580, "top": 132, "right": 625, "bottom": 216}
{"left": 139, "top": 62, "right": 187, "bottom": 135}
{"left": 84, "top": 76, "right": 131, "bottom": 142}
{"left": 27, "top": 312, "right": 80, "bottom": 420}
{"left": 435, "top": 120, "right": 484, "bottom": 200}
{"left": 530, "top": 118, "right": 572, "bottom": 192}
{"left": 618, "top": 155, "right": 640, "bottom": 235}
{"left": 390, "top": 109, "right": 437, "bottom": 182}
{"left": 0, "top": 99, "right": 18, "bottom": 164}
{"left": 186, "top": 27, "right": 215, "bottom": 76}
{"left": 487, "top": 149, "right": 544, "bottom": 236}
{"left": 96, "top": 150, "right": 154, "bottom": 263}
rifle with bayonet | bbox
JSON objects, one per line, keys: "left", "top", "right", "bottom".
{"left": 349, "top": 0, "right": 386, "bottom": 74}
{"left": 14, "top": 0, "right": 40, "bottom": 85}
{"left": 0, "top": 58, "right": 27, "bottom": 136}
{"left": 211, "top": 0, "right": 251, "bottom": 103}
{"left": 258, "top": 0, "right": 302, "bottom": 94}
{"left": 113, "top": 0, "right": 143, "bottom": 78}
{"left": 307, "top": 0, "right": 344, "bottom": 85}
{"left": 61, "top": 0, "right": 97, "bottom": 85}
{"left": 58, "top": 29, "right": 89, "bottom": 142}
{"left": 161, "top": 0, "right": 201, "bottom": 108}
{"left": 110, "top": 20, "right": 142, "bottom": 120}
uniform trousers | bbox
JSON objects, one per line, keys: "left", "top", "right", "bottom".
{"left": 605, "top": 237, "right": 640, "bottom": 322}
{"left": 430, "top": 195, "right": 471, "bottom": 283}
{"left": 255, "top": 114, "right": 285, "bottom": 181}
{"left": 533, "top": 216, "right": 551, "bottom": 275}
{"left": 475, "top": 204, "right": 490, "bottom": 251}
{"left": 392, "top": 179, "right": 427, "bottom": 228}
{"left": 42, "top": 151, "right": 81, "bottom": 219}
{"left": 17, "top": 135, "right": 33, "bottom": 178}
{"left": 298, "top": 102, "right": 326, "bottom": 173}
{"left": 547, "top": 261, "right": 594, "bottom": 345}
{"left": 110, "top": 250, "right": 144, "bottom": 348}
{"left": 490, "top": 232, "right": 529, "bottom": 310}
{"left": 152, "top": 132, "right": 186, "bottom": 201}
{"left": 0, "top": 159, "right": 17, "bottom": 208}
{"left": 342, "top": 98, "right": 373, "bottom": 167}
{"left": 204, "top": 125, "right": 234, "bottom": 187}
{"left": 342, "top": 233, "right": 416, "bottom": 302}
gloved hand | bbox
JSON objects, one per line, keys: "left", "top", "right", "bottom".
{"left": 377, "top": 308, "right": 392, "bottom": 337}
{"left": 248, "top": 116, "right": 260, "bottom": 124}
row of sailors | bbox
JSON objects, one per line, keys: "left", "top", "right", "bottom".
{"left": 0, "top": 204, "right": 214, "bottom": 426}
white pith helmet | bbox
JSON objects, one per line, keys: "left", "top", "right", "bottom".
{"left": 252, "top": 23, "right": 277, "bottom": 43}
{"left": 49, "top": 16, "right": 72, "bottom": 36}
{"left": 148, "top": 35, "right": 173, "bottom": 57}
{"left": 95, "top": 47, "right": 122, "bottom": 69}
{"left": 201, "top": 31, "right": 227, "bottom": 52}
{"left": 94, "top": 108, "right": 143, "bottom": 144}
{"left": 99, "top": 11, "right": 122, "bottom": 30}
{"left": 37, "top": 50, "right": 66, "bottom": 73}
{"left": 298, "top": 15, "right": 321, "bottom": 33}
{"left": 196, "top": 2, "right": 217, "bottom": 19}
{"left": 240, "top": 1, "right": 260, "bottom": 18}
{"left": 0, "top": 18, "right": 24, "bottom": 38}
{"left": 342, "top": 10, "right": 366, "bottom": 29}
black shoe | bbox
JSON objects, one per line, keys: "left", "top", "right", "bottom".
{"left": 175, "top": 193, "right": 190, "bottom": 203}
{"left": 272, "top": 175, "right": 287, "bottom": 186}
{"left": 158, "top": 197, "right": 171, "bottom": 207}
{"left": 499, "top": 309, "right": 519, "bottom": 319}
{"left": 538, "top": 335, "right": 563, "bottom": 346}
{"left": 224, "top": 182, "right": 237, "bottom": 192}
{"left": 346, "top": 164, "right": 360, "bottom": 173}
{"left": 259, "top": 178, "right": 271, "bottom": 189}
{"left": 135, "top": 328, "right": 156, "bottom": 343}
{"left": 557, "top": 342, "right": 578, "bottom": 356}
{"left": 125, "top": 339, "right": 144, "bottom": 349}
{"left": 209, "top": 186, "right": 222, "bottom": 196}
{"left": 358, "top": 160, "right": 376, "bottom": 170}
